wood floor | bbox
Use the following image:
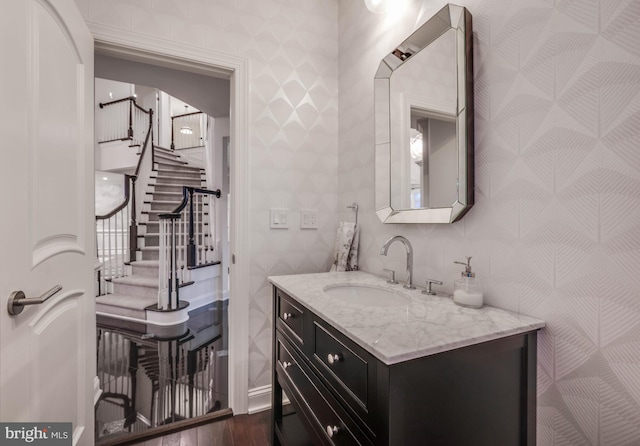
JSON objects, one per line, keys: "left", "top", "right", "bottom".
{"left": 130, "top": 411, "right": 271, "bottom": 446}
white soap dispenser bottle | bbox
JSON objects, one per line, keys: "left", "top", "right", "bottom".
{"left": 453, "top": 257, "right": 483, "bottom": 308}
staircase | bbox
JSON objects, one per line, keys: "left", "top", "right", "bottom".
{"left": 96, "top": 147, "right": 210, "bottom": 322}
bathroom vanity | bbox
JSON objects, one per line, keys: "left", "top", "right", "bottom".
{"left": 269, "top": 272, "right": 545, "bottom": 446}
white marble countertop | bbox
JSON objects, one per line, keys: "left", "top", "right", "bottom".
{"left": 268, "top": 271, "right": 546, "bottom": 365}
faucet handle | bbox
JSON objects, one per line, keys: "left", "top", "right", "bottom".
{"left": 383, "top": 268, "right": 398, "bottom": 284}
{"left": 422, "top": 279, "right": 443, "bottom": 295}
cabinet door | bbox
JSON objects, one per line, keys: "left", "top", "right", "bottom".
{"left": 276, "top": 334, "right": 373, "bottom": 446}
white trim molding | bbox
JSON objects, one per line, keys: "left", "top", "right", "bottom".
{"left": 88, "top": 24, "right": 251, "bottom": 414}
{"left": 248, "top": 385, "right": 289, "bottom": 415}
{"left": 93, "top": 376, "right": 102, "bottom": 407}
{"left": 248, "top": 385, "right": 272, "bottom": 415}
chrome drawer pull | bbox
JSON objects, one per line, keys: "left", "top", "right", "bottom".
{"left": 282, "top": 361, "right": 293, "bottom": 370}
{"left": 326, "top": 425, "right": 339, "bottom": 438}
{"left": 282, "top": 312, "right": 293, "bottom": 320}
{"left": 327, "top": 353, "right": 341, "bottom": 365}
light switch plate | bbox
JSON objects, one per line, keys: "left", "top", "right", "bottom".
{"left": 270, "top": 208, "right": 289, "bottom": 229}
{"left": 300, "top": 209, "right": 318, "bottom": 229}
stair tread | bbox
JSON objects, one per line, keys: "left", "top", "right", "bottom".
{"left": 96, "top": 293, "right": 157, "bottom": 310}
{"left": 142, "top": 210, "right": 209, "bottom": 215}
{"left": 131, "top": 260, "right": 159, "bottom": 267}
{"left": 156, "top": 167, "right": 204, "bottom": 173}
{"left": 145, "top": 200, "right": 185, "bottom": 205}
{"left": 155, "top": 163, "right": 204, "bottom": 171}
{"left": 111, "top": 275, "right": 157, "bottom": 287}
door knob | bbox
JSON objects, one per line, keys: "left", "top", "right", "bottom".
{"left": 7, "top": 285, "right": 62, "bottom": 316}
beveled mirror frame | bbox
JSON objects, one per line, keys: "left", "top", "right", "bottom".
{"left": 375, "top": 4, "right": 474, "bottom": 223}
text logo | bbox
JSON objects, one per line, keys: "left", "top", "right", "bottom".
{"left": 0, "top": 423, "right": 71, "bottom": 446}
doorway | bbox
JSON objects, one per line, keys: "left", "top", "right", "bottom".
{"left": 91, "top": 36, "right": 250, "bottom": 440}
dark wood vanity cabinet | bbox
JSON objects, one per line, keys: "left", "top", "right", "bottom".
{"left": 271, "top": 286, "right": 539, "bottom": 446}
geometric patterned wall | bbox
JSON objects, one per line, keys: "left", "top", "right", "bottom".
{"left": 338, "top": 0, "right": 640, "bottom": 443}
{"left": 75, "top": 0, "right": 340, "bottom": 391}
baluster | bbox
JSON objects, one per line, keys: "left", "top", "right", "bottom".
{"left": 101, "top": 220, "right": 105, "bottom": 280}
{"left": 170, "top": 218, "right": 178, "bottom": 310}
{"left": 158, "top": 219, "right": 166, "bottom": 310}
{"left": 196, "top": 194, "right": 201, "bottom": 264}
{"left": 128, "top": 98, "right": 134, "bottom": 140}
{"left": 130, "top": 177, "right": 137, "bottom": 263}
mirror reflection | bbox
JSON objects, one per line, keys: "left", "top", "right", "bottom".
{"left": 375, "top": 4, "right": 474, "bottom": 224}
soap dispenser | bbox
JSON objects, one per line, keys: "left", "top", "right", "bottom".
{"left": 453, "top": 257, "right": 483, "bottom": 308}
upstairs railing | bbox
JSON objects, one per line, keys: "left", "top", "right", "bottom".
{"left": 158, "top": 187, "right": 221, "bottom": 311}
{"left": 98, "top": 96, "right": 151, "bottom": 152}
{"left": 96, "top": 106, "right": 155, "bottom": 295}
{"left": 171, "top": 111, "right": 205, "bottom": 150}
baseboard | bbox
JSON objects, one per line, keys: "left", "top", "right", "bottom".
{"left": 247, "top": 385, "right": 289, "bottom": 415}
{"left": 247, "top": 385, "right": 272, "bottom": 414}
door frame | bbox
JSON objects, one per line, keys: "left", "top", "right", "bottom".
{"left": 91, "top": 25, "right": 250, "bottom": 414}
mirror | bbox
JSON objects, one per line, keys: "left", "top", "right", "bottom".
{"left": 375, "top": 4, "right": 474, "bottom": 223}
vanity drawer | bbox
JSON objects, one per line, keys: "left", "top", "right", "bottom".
{"left": 277, "top": 289, "right": 304, "bottom": 344}
{"left": 277, "top": 336, "right": 371, "bottom": 446}
{"left": 313, "top": 322, "right": 368, "bottom": 409}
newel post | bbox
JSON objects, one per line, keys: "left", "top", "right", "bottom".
{"left": 187, "top": 188, "right": 196, "bottom": 267}
{"left": 129, "top": 176, "right": 138, "bottom": 262}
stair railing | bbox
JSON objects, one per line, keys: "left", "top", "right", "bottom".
{"left": 96, "top": 175, "right": 132, "bottom": 295}
{"left": 98, "top": 96, "right": 152, "bottom": 152}
{"left": 95, "top": 108, "right": 155, "bottom": 295}
{"left": 158, "top": 187, "right": 221, "bottom": 310}
{"left": 171, "top": 111, "right": 205, "bottom": 150}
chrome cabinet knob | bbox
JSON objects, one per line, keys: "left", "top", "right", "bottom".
{"left": 282, "top": 361, "right": 292, "bottom": 370}
{"left": 282, "top": 312, "right": 292, "bottom": 320}
{"left": 326, "top": 425, "right": 339, "bottom": 438}
{"left": 327, "top": 353, "right": 340, "bottom": 365}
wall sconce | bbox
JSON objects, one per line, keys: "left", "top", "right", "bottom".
{"left": 364, "top": 0, "right": 389, "bottom": 13}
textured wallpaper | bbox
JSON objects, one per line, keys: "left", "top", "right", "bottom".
{"left": 75, "top": 0, "right": 340, "bottom": 390}
{"left": 338, "top": 0, "right": 640, "bottom": 444}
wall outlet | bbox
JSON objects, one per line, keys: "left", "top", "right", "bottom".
{"left": 300, "top": 209, "right": 318, "bottom": 229}
{"left": 270, "top": 208, "right": 289, "bottom": 229}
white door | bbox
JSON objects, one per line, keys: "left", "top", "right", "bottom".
{"left": 0, "top": 0, "right": 95, "bottom": 444}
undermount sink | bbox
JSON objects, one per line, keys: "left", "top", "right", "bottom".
{"left": 323, "top": 284, "right": 412, "bottom": 307}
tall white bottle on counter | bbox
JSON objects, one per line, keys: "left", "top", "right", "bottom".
{"left": 453, "top": 257, "right": 483, "bottom": 308}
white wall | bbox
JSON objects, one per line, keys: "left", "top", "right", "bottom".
{"left": 96, "top": 54, "right": 229, "bottom": 118}
{"left": 338, "top": 0, "right": 640, "bottom": 444}
{"left": 76, "top": 0, "right": 340, "bottom": 393}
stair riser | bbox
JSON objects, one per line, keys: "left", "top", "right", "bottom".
{"left": 152, "top": 185, "right": 185, "bottom": 193}
{"left": 132, "top": 264, "right": 159, "bottom": 277}
{"left": 154, "top": 151, "right": 181, "bottom": 160}
{"left": 144, "top": 234, "right": 159, "bottom": 247}
{"left": 154, "top": 156, "right": 184, "bottom": 164}
{"left": 142, "top": 249, "right": 159, "bottom": 261}
{"left": 145, "top": 211, "right": 209, "bottom": 222}
{"left": 154, "top": 177, "right": 204, "bottom": 186}
{"left": 144, "top": 233, "right": 210, "bottom": 247}
{"left": 155, "top": 164, "right": 203, "bottom": 173}
{"left": 96, "top": 303, "right": 147, "bottom": 320}
{"left": 149, "top": 193, "right": 183, "bottom": 201}
{"left": 150, "top": 202, "right": 207, "bottom": 211}
{"left": 156, "top": 169, "right": 204, "bottom": 179}
{"left": 112, "top": 282, "right": 158, "bottom": 299}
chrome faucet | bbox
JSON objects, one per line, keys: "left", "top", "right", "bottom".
{"left": 380, "top": 236, "right": 415, "bottom": 289}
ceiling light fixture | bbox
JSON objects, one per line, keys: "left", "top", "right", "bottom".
{"left": 179, "top": 104, "right": 193, "bottom": 135}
